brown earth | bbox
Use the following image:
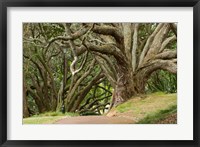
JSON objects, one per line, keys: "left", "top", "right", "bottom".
{"left": 54, "top": 116, "right": 134, "bottom": 124}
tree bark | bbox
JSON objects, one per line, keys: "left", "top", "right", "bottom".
{"left": 23, "top": 80, "right": 30, "bottom": 118}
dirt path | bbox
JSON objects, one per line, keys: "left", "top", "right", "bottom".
{"left": 54, "top": 116, "right": 134, "bottom": 124}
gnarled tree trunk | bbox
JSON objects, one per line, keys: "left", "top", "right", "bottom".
{"left": 85, "top": 23, "right": 177, "bottom": 107}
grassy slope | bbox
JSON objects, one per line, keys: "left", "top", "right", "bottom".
{"left": 137, "top": 105, "right": 177, "bottom": 124}
{"left": 107, "top": 92, "right": 177, "bottom": 124}
{"left": 23, "top": 112, "right": 79, "bottom": 124}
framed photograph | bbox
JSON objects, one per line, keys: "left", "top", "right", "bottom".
{"left": 0, "top": 0, "right": 199, "bottom": 146}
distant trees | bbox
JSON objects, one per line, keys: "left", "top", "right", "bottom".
{"left": 146, "top": 70, "right": 177, "bottom": 93}
{"left": 23, "top": 23, "right": 177, "bottom": 117}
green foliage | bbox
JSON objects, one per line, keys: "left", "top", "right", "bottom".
{"left": 146, "top": 70, "right": 177, "bottom": 93}
{"left": 137, "top": 105, "right": 177, "bottom": 124}
{"left": 27, "top": 96, "right": 39, "bottom": 115}
{"left": 138, "top": 23, "right": 156, "bottom": 40}
{"left": 41, "top": 23, "right": 65, "bottom": 39}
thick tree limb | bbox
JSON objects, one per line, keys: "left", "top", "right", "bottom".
{"left": 146, "top": 23, "right": 170, "bottom": 58}
{"left": 123, "top": 23, "right": 132, "bottom": 62}
{"left": 76, "top": 45, "right": 87, "bottom": 56}
{"left": 159, "top": 35, "right": 176, "bottom": 52}
{"left": 64, "top": 24, "right": 87, "bottom": 76}
{"left": 93, "top": 25, "right": 123, "bottom": 43}
{"left": 45, "top": 25, "right": 90, "bottom": 49}
{"left": 132, "top": 24, "right": 139, "bottom": 72}
{"left": 85, "top": 42, "right": 127, "bottom": 65}
{"left": 155, "top": 50, "right": 177, "bottom": 60}
{"left": 139, "top": 59, "right": 177, "bottom": 78}
{"left": 93, "top": 52, "right": 117, "bottom": 81}
{"left": 138, "top": 23, "right": 164, "bottom": 67}
{"left": 95, "top": 56, "right": 117, "bottom": 87}
{"left": 170, "top": 23, "right": 177, "bottom": 36}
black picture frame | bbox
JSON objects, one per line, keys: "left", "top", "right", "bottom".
{"left": 0, "top": 0, "right": 199, "bottom": 146}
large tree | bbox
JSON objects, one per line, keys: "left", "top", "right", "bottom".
{"left": 23, "top": 23, "right": 177, "bottom": 115}
{"left": 62, "top": 23, "right": 177, "bottom": 107}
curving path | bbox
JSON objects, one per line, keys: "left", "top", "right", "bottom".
{"left": 54, "top": 116, "right": 134, "bottom": 124}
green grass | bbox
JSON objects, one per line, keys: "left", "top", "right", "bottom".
{"left": 116, "top": 92, "right": 176, "bottom": 113}
{"left": 108, "top": 92, "right": 177, "bottom": 123}
{"left": 23, "top": 111, "right": 79, "bottom": 124}
{"left": 137, "top": 105, "right": 177, "bottom": 124}
{"left": 23, "top": 116, "right": 66, "bottom": 124}
{"left": 32, "top": 111, "right": 79, "bottom": 117}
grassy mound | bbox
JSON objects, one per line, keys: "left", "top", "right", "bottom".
{"left": 137, "top": 105, "right": 177, "bottom": 124}
{"left": 107, "top": 92, "right": 177, "bottom": 124}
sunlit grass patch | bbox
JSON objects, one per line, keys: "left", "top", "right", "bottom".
{"left": 137, "top": 105, "right": 177, "bottom": 124}
{"left": 109, "top": 92, "right": 177, "bottom": 123}
{"left": 33, "top": 111, "right": 79, "bottom": 117}
{"left": 23, "top": 116, "right": 66, "bottom": 124}
{"left": 116, "top": 92, "right": 176, "bottom": 113}
{"left": 23, "top": 111, "right": 79, "bottom": 124}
